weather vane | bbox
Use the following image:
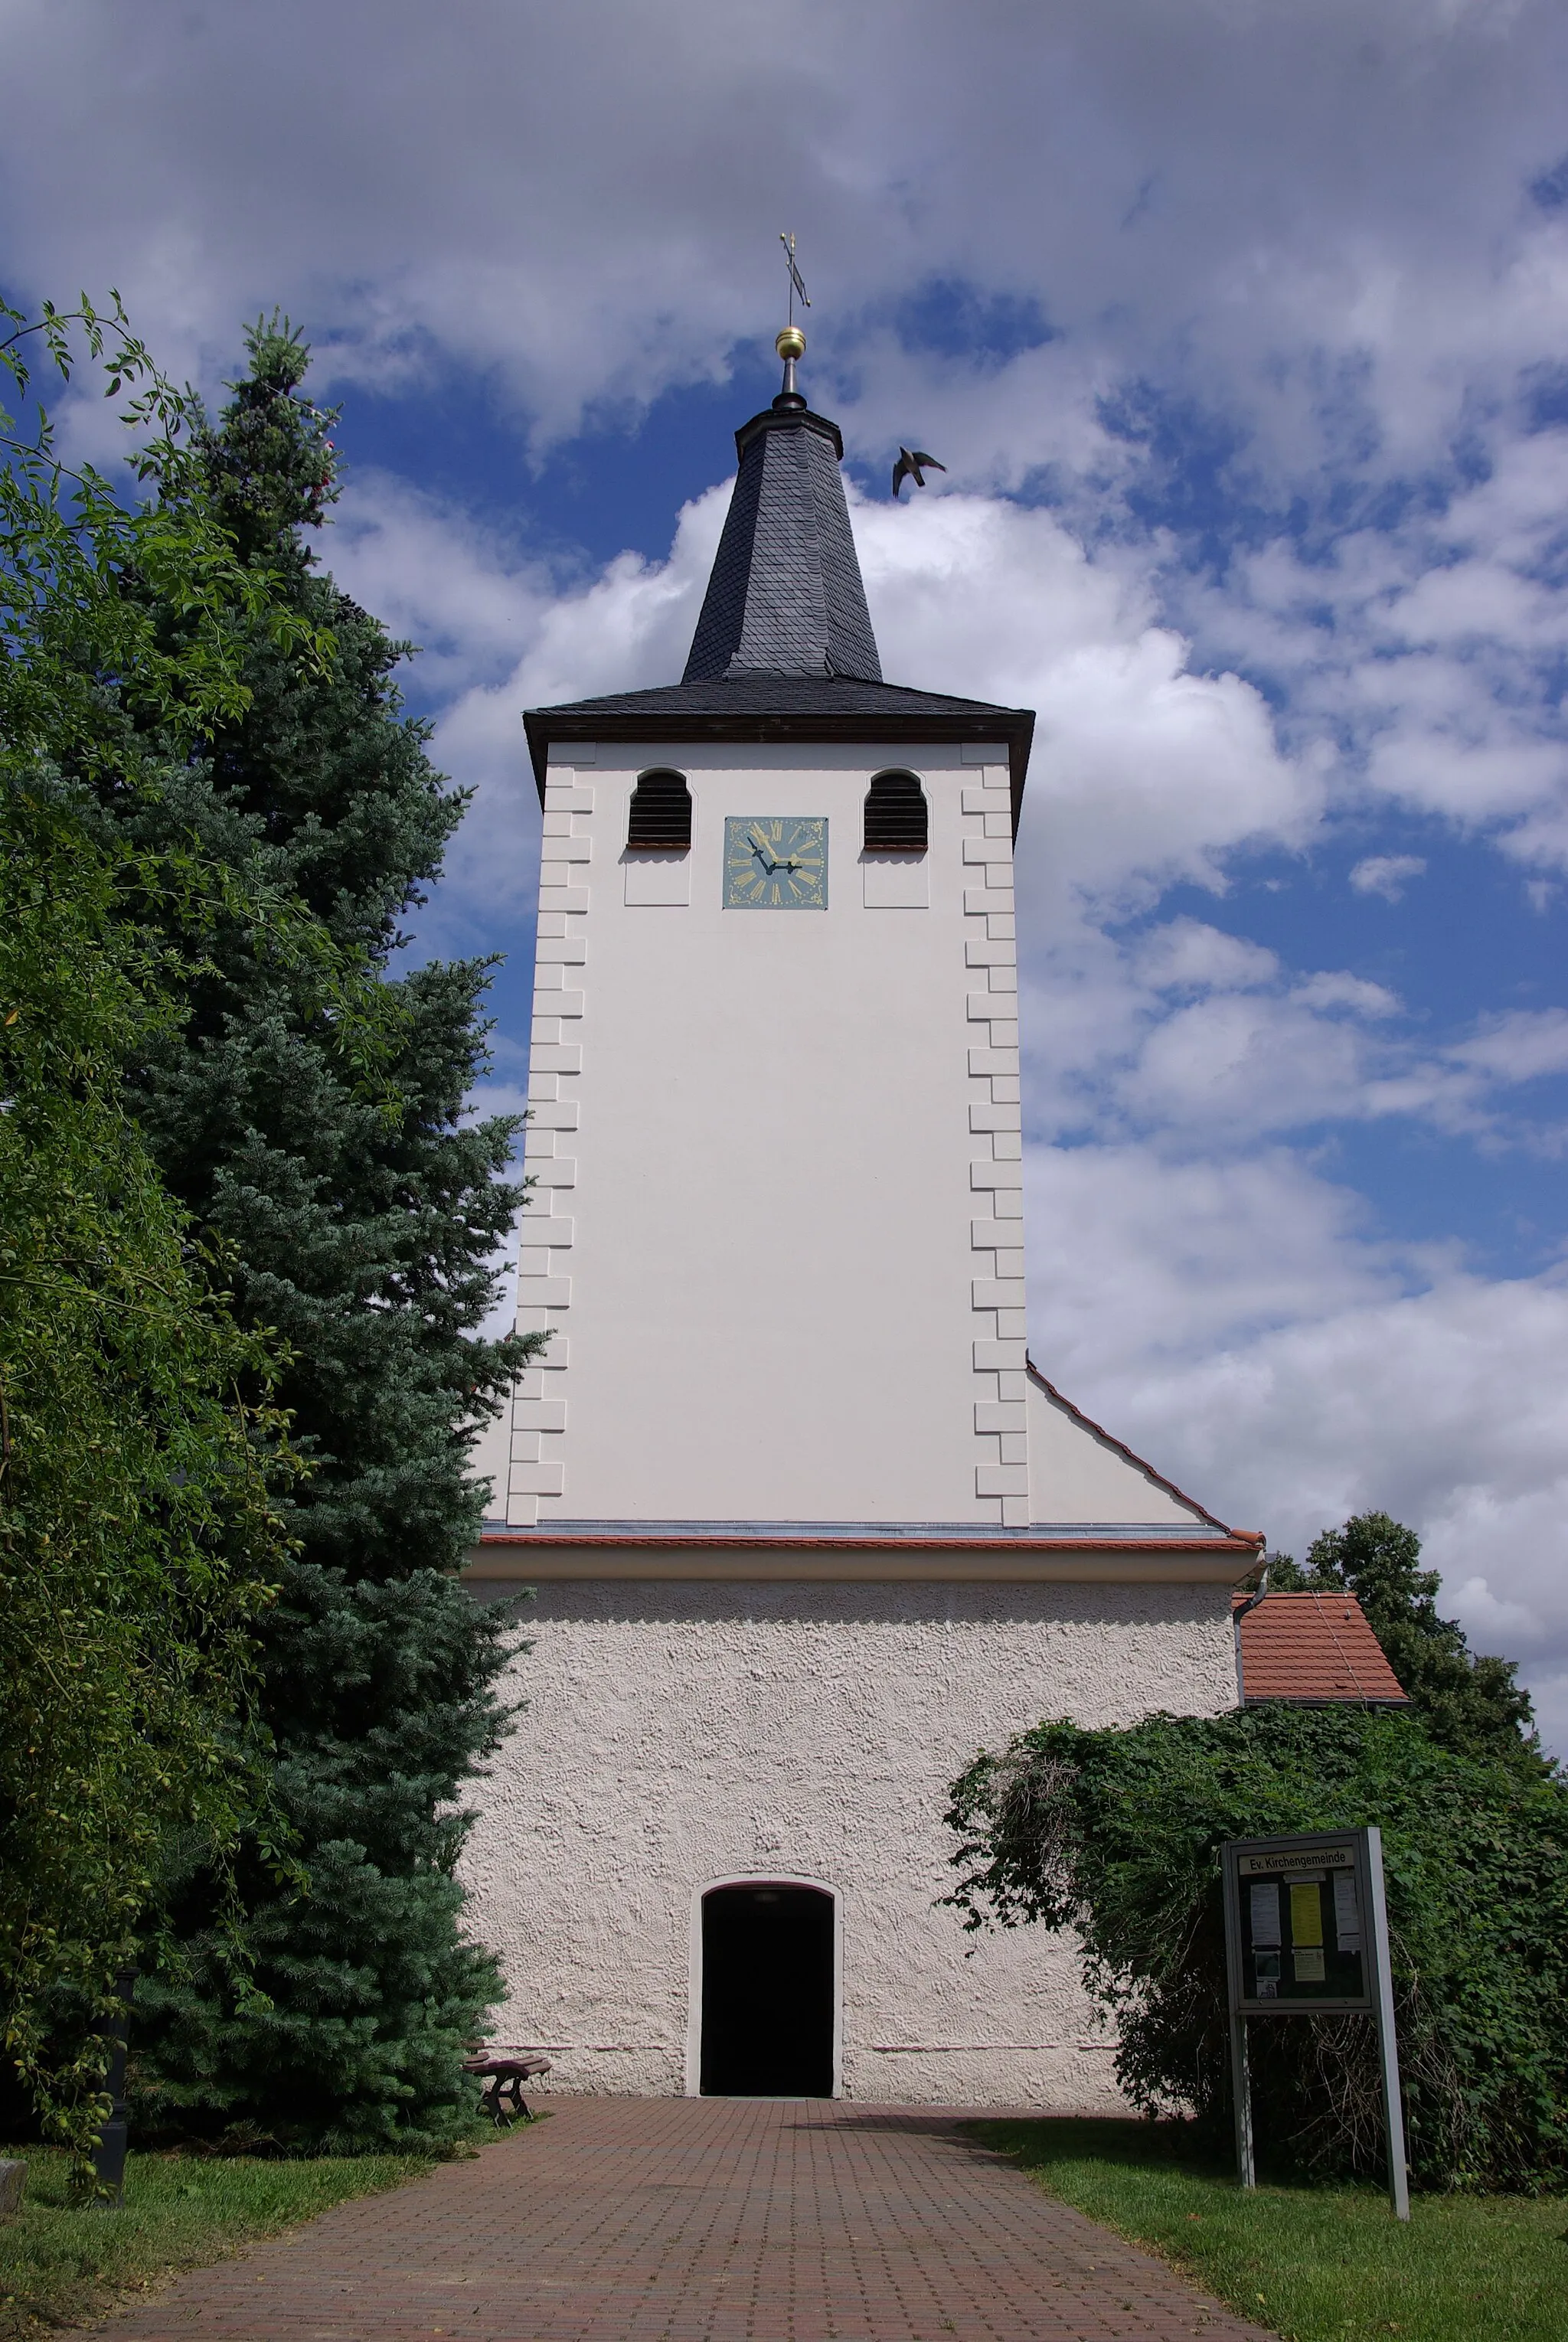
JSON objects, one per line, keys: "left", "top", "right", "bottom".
{"left": 776, "top": 232, "right": 810, "bottom": 400}
{"left": 779, "top": 230, "right": 811, "bottom": 325}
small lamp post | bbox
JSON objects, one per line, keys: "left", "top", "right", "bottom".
{"left": 91, "top": 1968, "right": 138, "bottom": 2206}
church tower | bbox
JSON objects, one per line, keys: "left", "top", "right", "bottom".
{"left": 463, "top": 325, "right": 1260, "bottom": 2105}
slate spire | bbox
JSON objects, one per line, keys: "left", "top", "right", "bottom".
{"left": 683, "top": 329, "right": 882, "bottom": 685}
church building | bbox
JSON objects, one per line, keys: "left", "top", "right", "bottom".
{"left": 462, "top": 326, "right": 1263, "bottom": 2107}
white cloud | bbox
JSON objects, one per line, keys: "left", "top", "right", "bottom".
{"left": 1025, "top": 1141, "right": 1568, "bottom": 1735}
{"left": 1350, "top": 853, "right": 1426, "bottom": 901}
{"left": 1291, "top": 972, "right": 1401, "bottom": 1017}
{"left": 322, "top": 476, "right": 544, "bottom": 697}
{"left": 1181, "top": 429, "right": 1568, "bottom": 877}
{"left": 857, "top": 493, "right": 1322, "bottom": 910}
{"left": 1135, "top": 919, "right": 1280, "bottom": 995}
{"left": 7, "top": 0, "right": 1568, "bottom": 496}
{"left": 1448, "top": 1008, "right": 1568, "bottom": 1085}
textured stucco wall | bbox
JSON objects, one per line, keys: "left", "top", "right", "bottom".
{"left": 460, "top": 1577, "right": 1239, "bottom": 2105}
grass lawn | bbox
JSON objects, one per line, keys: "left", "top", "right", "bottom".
{"left": 973, "top": 2118, "right": 1568, "bottom": 2342}
{"left": 0, "top": 2145, "right": 434, "bottom": 2337}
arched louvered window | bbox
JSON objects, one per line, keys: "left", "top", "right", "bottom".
{"left": 863, "top": 769, "right": 928, "bottom": 853}
{"left": 627, "top": 767, "right": 692, "bottom": 850}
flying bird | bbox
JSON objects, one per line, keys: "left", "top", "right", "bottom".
{"left": 892, "top": 446, "right": 946, "bottom": 498}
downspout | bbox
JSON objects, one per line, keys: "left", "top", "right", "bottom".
{"left": 1233, "top": 1564, "right": 1269, "bottom": 1707}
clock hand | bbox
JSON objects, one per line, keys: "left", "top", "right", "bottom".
{"left": 748, "top": 828, "right": 778, "bottom": 871}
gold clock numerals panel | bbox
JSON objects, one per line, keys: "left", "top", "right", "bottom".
{"left": 723, "top": 816, "right": 828, "bottom": 909}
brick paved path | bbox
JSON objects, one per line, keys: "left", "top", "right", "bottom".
{"left": 103, "top": 2099, "right": 1271, "bottom": 2342}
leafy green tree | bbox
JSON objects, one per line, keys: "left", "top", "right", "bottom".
{"left": 0, "top": 295, "right": 321, "bottom": 2162}
{"left": 101, "top": 318, "right": 539, "bottom": 2152}
{"left": 1270, "top": 1511, "right": 1544, "bottom": 1771}
{"left": 948, "top": 1707, "right": 1568, "bottom": 2189}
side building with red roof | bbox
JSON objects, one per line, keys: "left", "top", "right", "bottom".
{"left": 1234, "top": 1589, "right": 1409, "bottom": 1707}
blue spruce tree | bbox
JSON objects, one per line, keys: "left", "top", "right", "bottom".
{"left": 109, "top": 319, "right": 538, "bottom": 2148}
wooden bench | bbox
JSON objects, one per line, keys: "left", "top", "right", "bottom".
{"left": 462, "top": 2051, "right": 552, "bottom": 2123}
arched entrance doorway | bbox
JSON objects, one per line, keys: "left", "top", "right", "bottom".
{"left": 699, "top": 1882, "right": 835, "bottom": 2096}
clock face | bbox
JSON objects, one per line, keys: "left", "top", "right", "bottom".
{"left": 723, "top": 816, "right": 828, "bottom": 909}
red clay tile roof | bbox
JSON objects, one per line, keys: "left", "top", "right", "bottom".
{"left": 1234, "top": 1589, "right": 1409, "bottom": 1706}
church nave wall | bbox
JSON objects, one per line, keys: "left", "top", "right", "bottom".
{"left": 458, "top": 1575, "right": 1238, "bottom": 2106}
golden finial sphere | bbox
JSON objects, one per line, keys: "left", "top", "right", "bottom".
{"left": 775, "top": 325, "right": 806, "bottom": 362}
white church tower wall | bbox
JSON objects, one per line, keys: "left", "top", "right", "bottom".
{"left": 508, "top": 733, "right": 1034, "bottom": 1532}
{"left": 461, "top": 328, "right": 1263, "bottom": 2106}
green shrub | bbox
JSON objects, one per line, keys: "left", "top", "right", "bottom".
{"left": 947, "top": 1706, "right": 1568, "bottom": 2190}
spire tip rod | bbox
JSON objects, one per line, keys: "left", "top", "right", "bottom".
{"left": 776, "top": 233, "right": 810, "bottom": 407}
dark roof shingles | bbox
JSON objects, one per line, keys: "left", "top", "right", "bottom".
{"left": 683, "top": 410, "right": 881, "bottom": 684}
{"left": 522, "top": 399, "right": 1035, "bottom": 816}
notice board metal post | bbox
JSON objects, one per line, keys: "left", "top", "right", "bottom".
{"left": 1363, "top": 1826, "right": 1410, "bottom": 2220}
{"left": 1221, "top": 1826, "right": 1409, "bottom": 2220}
{"left": 1219, "top": 1843, "right": 1255, "bottom": 2189}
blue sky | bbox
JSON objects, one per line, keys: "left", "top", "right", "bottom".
{"left": 5, "top": 0, "right": 1567, "bottom": 1743}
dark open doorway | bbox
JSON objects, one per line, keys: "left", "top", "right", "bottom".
{"left": 699, "top": 1882, "right": 835, "bottom": 2097}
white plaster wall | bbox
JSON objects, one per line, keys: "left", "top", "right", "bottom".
{"left": 512, "top": 740, "right": 1033, "bottom": 1530}
{"left": 460, "top": 1578, "right": 1239, "bottom": 2106}
{"left": 1026, "top": 1379, "right": 1204, "bottom": 1525}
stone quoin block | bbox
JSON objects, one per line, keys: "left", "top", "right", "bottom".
{"left": 971, "top": 1219, "right": 1020, "bottom": 1249}
{"left": 974, "top": 1402, "right": 1027, "bottom": 1432}
{"left": 513, "top": 1400, "right": 568, "bottom": 1433}
{"left": 975, "top": 1463, "right": 1030, "bottom": 1497}
{"left": 508, "top": 1462, "right": 565, "bottom": 1497}
{"left": 517, "top": 1277, "right": 571, "bottom": 1306}
{"left": 972, "top": 1278, "right": 1027, "bottom": 1311}
{"left": 519, "top": 1215, "right": 574, "bottom": 1247}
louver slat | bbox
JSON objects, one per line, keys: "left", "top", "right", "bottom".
{"left": 627, "top": 769, "right": 693, "bottom": 849}
{"left": 863, "top": 770, "right": 927, "bottom": 852}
